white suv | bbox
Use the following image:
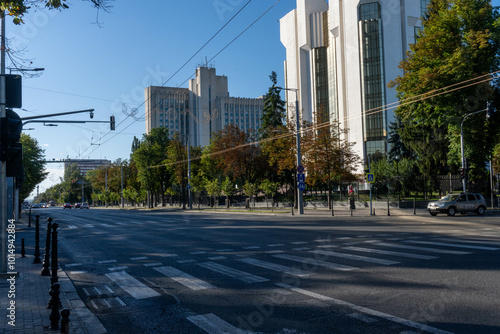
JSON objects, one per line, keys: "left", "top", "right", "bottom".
{"left": 427, "top": 193, "right": 487, "bottom": 216}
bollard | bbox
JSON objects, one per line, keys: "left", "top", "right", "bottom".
{"left": 387, "top": 197, "right": 391, "bottom": 216}
{"left": 350, "top": 207, "right": 353, "bottom": 216}
{"left": 373, "top": 208, "right": 376, "bottom": 216}
{"left": 291, "top": 205, "right": 294, "bottom": 216}
{"left": 28, "top": 207, "right": 32, "bottom": 227}
{"left": 41, "top": 218, "right": 52, "bottom": 276}
{"left": 51, "top": 222, "right": 59, "bottom": 285}
{"left": 331, "top": 202, "right": 334, "bottom": 217}
{"left": 60, "top": 308, "right": 70, "bottom": 334}
{"left": 33, "top": 215, "right": 41, "bottom": 264}
{"left": 49, "top": 283, "right": 61, "bottom": 329}
{"left": 21, "top": 238, "right": 26, "bottom": 257}
{"left": 413, "top": 197, "right": 417, "bottom": 215}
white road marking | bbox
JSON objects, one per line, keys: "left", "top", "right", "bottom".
{"left": 292, "top": 247, "right": 311, "bottom": 251}
{"left": 268, "top": 244, "right": 284, "bottom": 247}
{"left": 105, "top": 271, "right": 160, "bottom": 299}
{"left": 198, "top": 262, "right": 269, "bottom": 284}
{"left": 343, "top": 246, "right": 438, "bottom": 260}
{"left": 310, "top": 250, "right": 399, "bottom": 265}
{"left": 273, "top": 254, "right": 357, "bottom": 271}
{"left": 190, "top": 251, "right": 207, "bottom": 255}
{"left": 187, "top": 313, "right": 255, "bottom": 334}
{"left": 66, "top": 263, "right": 83, "bottom": 267}
{"left": 265, "top": 250, "right": 285, "bottom": 254}
{"left": 208, "top": 256, "right": 227, "bottom": 261}
{"left": 101, "top": 224, "right": 112, "bottom": 227}
{"left": 108, "top": 266, "right": 129, "bottom": 271}
{"left": 98, "top": 260, "right": 117, "bottom": 264}
{"left": 276, "top": 283, "right": 454, "bottom": 334}
{"left": 130, "top": 256, "right": 148, "bottom": 260}
{"left": 291, "top": 241, "right": 308, "bottom": 245}
{"left": 144, "top": 262, "right": 163, "bottom": 267}
{"left": 154, "top": 266, "right": 215, "bottom": 290}
{"left": 348, "top": 312, "right": 378, "bottom": 323}
{"left": 437, "top": 237, "right": 499, "bottom": 246}
{"left": 67, "top": 225, "right": 77, "bottom": 229}
{"left": 177, "top": 259, "right": 196, "bottom": 264}
{"left": 84, "top": 224, "right": 95, "bottom": 228}
{"left": 69, "top": 271, "right": 87, "bottom": 275}
{"left": 243, "top": 246, "right": 260, "bottom": 250}
{"left": 238, "top": 258, "right": 311, "bottom": 277}
{"left": 406, "top": 240, "right": 499, "bottom": 251}
{"left": 315, "top": 238, "right": 332, "bottom": 242}
{"left": 159, "top": 253, "right": 178, "bottom": 257}
{"left": 376, "top": 243, "right": 470, "bottom": 255}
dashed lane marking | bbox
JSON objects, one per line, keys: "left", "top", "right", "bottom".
{"left": 310, "top": 250, "right": 399, "bottom": 266}
{"left": 238, "top": 257, "right": 311, "bottom": 277}
{"left": 273, "top": 254, "right": 357, "bottom": 271}
{"left": 198, "top": 262, "right": 269, "bottom": 284}
{"left": 187, "top": 313, "right": 255, "bottom": 334}
{"left": 343, "top": 246, "right": 438, "bottom": 260}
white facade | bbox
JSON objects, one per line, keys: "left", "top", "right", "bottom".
{"left": 146, "top": 66, "right": 263, "bottom": 147}
{"left": 280, "top": 0, "right": 430, "bottom": 164}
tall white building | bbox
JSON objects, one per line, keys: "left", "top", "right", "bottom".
{"left": 280, "top": 0, "right": 431, "bottom": 163}
{"left": 146, "top": 66, "right": 263, "bottom": 147}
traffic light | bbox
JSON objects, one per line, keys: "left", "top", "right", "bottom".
{"left": 486, "top": 101, "right": 493, "bottom": 120}
{"left": 110, "top": 115, "right": 115, "bottom": 130}
{"left": 460, "top": 168, "right": 465, "bottom": 180}
{"left": 1, "top": 109, "right": 23, "bottom": 162}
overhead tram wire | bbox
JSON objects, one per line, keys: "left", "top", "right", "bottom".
{"left": 83, "top": 0, "right": 284, "bottom": 158}
{"left": 78, "top": 0, "right": 255, "bottom": 157}
{"left": 144, "top": 70, "right": 500, "bottom": 170}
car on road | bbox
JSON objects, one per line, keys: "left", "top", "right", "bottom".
{"left": 31, "top": 203, "right": 40, "bottom": 208}
{"left": 63, "top": 203, "right": 72, "bottom": 209}
{"left": 427, "top": 193, "right": 487, "bottom": 216}
{"left": 80, "top": 202, "right": 90, "bottom": 209}
{"left": 74, "top": 203, "right": 81, "bottom": 209}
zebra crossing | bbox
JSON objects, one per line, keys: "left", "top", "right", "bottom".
{"left": 64, "top": 234, "right": 499, "bottom": 333}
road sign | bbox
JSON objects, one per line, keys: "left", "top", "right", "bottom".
{"left": 297, "top": 173, "right": 305, "bottom": 183}
{"left": 366, "top": 173, "right": 375, "bottom": 183}
{"left": 298, "top": 182, "right": 306, "bottom": 191}
{"left": 297, "top": 165, "right": 305, "bottom": 173}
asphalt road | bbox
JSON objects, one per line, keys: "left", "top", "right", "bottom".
{"left": 33, "top": 207, "right": 500, "bottom": 334}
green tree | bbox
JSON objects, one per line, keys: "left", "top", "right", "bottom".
{"left": 261, "top": 71, "right": 286, "bottom": 133}
{"left": 389, "top": 0, "right": 500, "bottom": 187}
{"left": 18, "top": 133, "right": 47, "bottom": 202}
{"left": 0, "top": 0, "right": 112, "bottom": 24}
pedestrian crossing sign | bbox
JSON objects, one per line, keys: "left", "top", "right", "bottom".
{"left": 366, "top": 173, "right": 375, "bottom": 183}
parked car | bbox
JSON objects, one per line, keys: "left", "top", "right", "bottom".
{"left": 31, "top": 203, "right": 40, "bottom": 208}
{"left": 80, "top": 202, "right": 90, "bottom": 209}
{"left": 427, "top": 193, "right": 487, "bottom": 216}
{"left": 63, "top": 203, "right": 72, "bottom": 209}
{"left": 74, "top": 203, "right": 81, "bottom": 209}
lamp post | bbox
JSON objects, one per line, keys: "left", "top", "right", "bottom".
{"left": 394, "top": 155, "right": 400, "bottom": 203}
{"left": 277, "top": 87, "right": 303, "bottom": 215}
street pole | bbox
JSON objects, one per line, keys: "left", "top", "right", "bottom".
{"left": 295, "top": 91, "right": 303, "bottom": 215}
{"left": 121, "top": 165, "right": 124, "bottom": 208}
{"left": 1, "top": 11, "right": 7, "bottom": 273}
{"left": 188, "top": 137, "right": 192, "bottom": 210}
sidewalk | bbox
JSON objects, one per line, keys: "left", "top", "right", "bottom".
{"left": 0, "top": 217, "right": 107, "bottom": 334}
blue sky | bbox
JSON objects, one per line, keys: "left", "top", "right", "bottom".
{"left": 11, "top": 0, "right": 500, "bottom": 197}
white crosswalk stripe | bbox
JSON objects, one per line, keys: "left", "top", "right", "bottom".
{"left": 105, "top": 271, "right": 160, "bottom": 299}
{"left": 310, "top": 250, "right": 399, "bottom": 265}
{"left": 343, "top": 246, "right": 438, "bottom": 260}
{"left": 154, "top": 266, "right": 215, "bottom": 290}
{"left": 238, "top": 257, "right": 311, "bottom": 277}
{"left": 187, "top": 313, "right": 255, "bottom": 334}
{"left": 405, "top": 240, "right": 499, "bottom": 251}
{"left": 376, "top": 242, "right": 470, "bottom": 255}
{"left": 198, "top": 262, "right": 269, "bottom": 284}
{"left": 273, "top": 254, "right": 357, "bottom": 271}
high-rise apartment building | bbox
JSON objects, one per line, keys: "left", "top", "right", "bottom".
{"left": 280, "top": 0, "right": 430, "bottom": 163}
{"left": 146, "top": 66, "right": 264, "bottom": 147}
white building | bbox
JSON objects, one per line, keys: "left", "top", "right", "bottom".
{"left": 146, "top": 66, "right": 263, "bottom": 147}
{"left": 280, "top": 0, "right": 431, "bottom": 163}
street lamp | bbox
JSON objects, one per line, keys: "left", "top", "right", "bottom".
{"left": 394, "top": 155, "right": 400, "bottom": 202}
{"left": 460, "top": 108, "right": 485, "bottom": 192}
{"left": 277, "top": 87, "right": 303, "bottom": 215}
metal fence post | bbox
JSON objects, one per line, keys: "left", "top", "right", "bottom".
{"left": 41, "top": 218, "right": 52, "bottom": 276}
{"left": 33, "top": 214, "right": 41, "bottom": 264}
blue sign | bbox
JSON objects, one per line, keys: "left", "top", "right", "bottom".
{"left": 366, "top": 173, "right": 375, "bottom": 183}
{"left": 297, "top": 165, "right": 305, "bottom": 173}
{"left": 298, "top": 182, "right": 306, "bottom": 191}
{"left": 297, "top": 173, "right": 305, "bottom": 183}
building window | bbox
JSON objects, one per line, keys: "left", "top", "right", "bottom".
{"left": 359, "top": 2, "right": 387, "bottom": 158}
{"left": 420, "top": 0, "right": 431, "bottom": 18}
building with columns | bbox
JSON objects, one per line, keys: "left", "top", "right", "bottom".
{"left": 145, "top": 66, "right": 264, "bottom": 147}
{"left": 280, "top": 0, "right": 431, "bottom": 164}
